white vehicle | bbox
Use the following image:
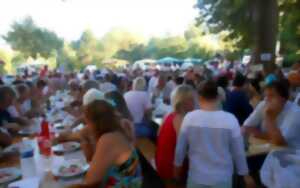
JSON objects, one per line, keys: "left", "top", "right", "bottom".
{"left": 132, "top": 59, "right": 156, "bottom": 70}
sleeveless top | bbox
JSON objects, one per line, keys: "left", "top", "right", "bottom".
{"left": 101, "top": 149, "right": 143, "bottom": 188}
{"left": 155, "top": 112, "right": 177, "bottom": 179}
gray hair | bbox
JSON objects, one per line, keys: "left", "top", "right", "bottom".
{"left": 171, "top": 85, "right": 194, "bottom": 112}
{"left": 132, "top": 77, "right": 146, "bottom": 91}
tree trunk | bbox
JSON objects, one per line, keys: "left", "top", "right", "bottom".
{"left": 252, "top": 0, "right": 279, "bottom": 75}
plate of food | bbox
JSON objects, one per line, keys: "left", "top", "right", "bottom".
{"left": 3, "top": 143, "right": 20, "bottom": 154}
{"left": 0, "top": 168, "right": 21, "bottom": 185}
{"left": 52, "top": 163, "right": 89, "bottom": 178}
{"left": 52, "top": 142, "right": 80, "bottom": 154}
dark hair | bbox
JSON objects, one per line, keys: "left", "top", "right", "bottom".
{"left": 185, "top": 79, "right": 196, "bottom": 89}
{"left": 84, "top": 100, "right": 123, "bottom": 138}
{"left": 12, "top": 80, "right": 24, "bottom": 85}
{"left": 25, "top": 81, "right": 33, "bottom": 89}
{"left": 216, "top": 75, "right": 229, "bottom": 89}
{"left": 265, "top": 79, "right": 290, "bottom": 99}
{"left": 0, "top": 86, "right": 16, "bottom": 103}
{"left": 233, "top": 73, "right": 247, "bottom": 87}
{"left": 82, "top": 80, "right": 99, "bottom": 92}
{"left": 105, "top": 91, "right": 133, "bottom": 121}
{"left": 175, "top": 77, "right": 184, "bottom": 85}
{"left": 16, "top": 84, "right": 28, "bottom": 96}
{"left": 36, "top": 79, "right": 47, "bottom": 89}
{"left": 250, "top": 79, "right": 261, "bottom": 93}
{"left": 197, "top": 80, "right": 218, "bottom": 100}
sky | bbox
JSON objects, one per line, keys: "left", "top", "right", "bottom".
{"left": 0, "top": 0, "right": 198, "bottom": 49}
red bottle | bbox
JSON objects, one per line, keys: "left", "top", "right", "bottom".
{"left": 38, "top": 119, "right": 52, "bottom": 156}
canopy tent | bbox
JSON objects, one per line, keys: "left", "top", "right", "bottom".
{"left": 132, "top": 59, "right": 156, "bottom": 70}
{"left": 134, "top": 59, "right": 156, "bottom": 65}
{"left": 184, "top": 58, "right": 204, "bottom": 65}
{"left": 157, "top": 57, "right": 182, "bottom": 65}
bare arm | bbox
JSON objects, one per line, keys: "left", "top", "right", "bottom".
{"left": 0, "top": 131, "right": 12, "bottom": 147}
{"left": 243, "top": 127, "right": 269, "bottom": 140}
{"left": 84, "top": 135, "right": 116, "bottom": 186}
{"left": 264, "top": 117, "right": 287, "bottom": 146}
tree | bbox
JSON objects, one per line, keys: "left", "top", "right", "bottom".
{"left": 100, "top": 28, "right": 144, "bottom": 58}
{"left": 72, "top": 30, "right": 104, "bottom": 67}
{"left": 279, "top": 0, "right": 300, "bottom": 65}
{"left": 196, "top": 0, "right": 279, "bottom": 73}
{"left": 3, "top": 17, "right": 63, "bottom": 59}
{"left": 0, "top": 49, "right": 12, "bottom": 74}
{"left": 114, "top": 44, "right": 147, "bottom": 63}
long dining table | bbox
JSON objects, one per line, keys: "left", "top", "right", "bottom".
{"left": 0, "top": 90, "right": 85, "bottom": 188}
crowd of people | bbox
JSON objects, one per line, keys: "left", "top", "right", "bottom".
{"left": 1, "top": 60, "right": 300, "bottom": 188}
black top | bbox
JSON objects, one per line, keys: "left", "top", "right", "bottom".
{"left": 0, "top": 109, "right": 14, "bottom": 127}
{"left": 223, "top": 90, "right": 253, "bottom": 125}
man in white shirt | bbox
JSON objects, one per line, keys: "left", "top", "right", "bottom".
{"left": 243, "top": 80, "right": 300, "bottom": 149}
{"left": 124, "top": 77, "right": 154, "bottom": 139}
{"left": 175, "top": 80, "right": 255, "bottom": 188}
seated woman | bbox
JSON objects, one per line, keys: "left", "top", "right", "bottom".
{"left": 72, "top": 100, "right": 143, "bottom": 188}
{"left": 54, "top": 89, "right": 134, "bottom": 161}
{"left": 156, "top": 85, "right": 195, "bottom": 181}
{"left": 105, "top": 91, "right": 135, "bottom": 142}
{"left": 15, "top": 84, "right": 33, "bottom": 117}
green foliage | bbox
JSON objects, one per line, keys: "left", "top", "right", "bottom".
{"left": 3, "top": 17, "right": 63, "bottom": 59}
{"left": 0, "top": 49, "right": 12, "bottom": 74}
{"left": 196, "top": 0, "right": 255, "bottom": 49}
{"left": 71, "top": 30, "right": 104, "bottom": 67}
{"left": 279, "top": 0, "right": 300, "bottom": 64}
{"left": 2, "top": 18, "right": 236, "bottom": 71}
{"left": 114, "top": 44, "right": 147, "bottom": 63}
{"left": 196, "top": 0, "right": 300, "bottom": 66}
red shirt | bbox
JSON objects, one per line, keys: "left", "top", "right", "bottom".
{"left": 155, "top": 112, "right": 177, "bottom": 179}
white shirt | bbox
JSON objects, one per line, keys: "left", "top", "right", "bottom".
{"left": 99, "top": 82, "right": 117, "bottom": 93}
{"left": 20, "top": 100, "right": 32, "bottom": 115}
{"left": 7, "top": 105, "right": 20, "bottom": 118}
{"left": 244, "top": 101, "right": 300, "bottom": 149}
{"left": 175, "top": 110, "right": 249, "bottom": 185}
{"left": 148, "top": 76, "right": 158, "bottom": 94}
{"left": 124, "top": 91, "right": 152, "bottom": 124}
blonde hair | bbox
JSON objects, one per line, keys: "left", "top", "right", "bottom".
{"left": 171, "top": 85, "right": 194, "bottom": 112}
{"left": 132, "top": 77, "right": 146, "bottom": 91}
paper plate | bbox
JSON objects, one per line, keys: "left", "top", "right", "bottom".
{"left": 52, "top": 163, "right": 89, "bottom": 178}
{"left": 52, "top": 142, "right": 80, "bottom": 154}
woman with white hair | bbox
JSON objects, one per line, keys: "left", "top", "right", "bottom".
{"left": 155, "top": 85, "right": 195, "bottom": 182}
{"left": 124, "top": 77, "right": 154, "bottom": 139}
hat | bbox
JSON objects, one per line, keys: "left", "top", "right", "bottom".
{"left": 83, "top": 88, "right": 105, "bottom": 106}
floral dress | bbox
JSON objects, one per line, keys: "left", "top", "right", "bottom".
{"left": 101, "top": 150, "right": 143, "bottom": 188}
